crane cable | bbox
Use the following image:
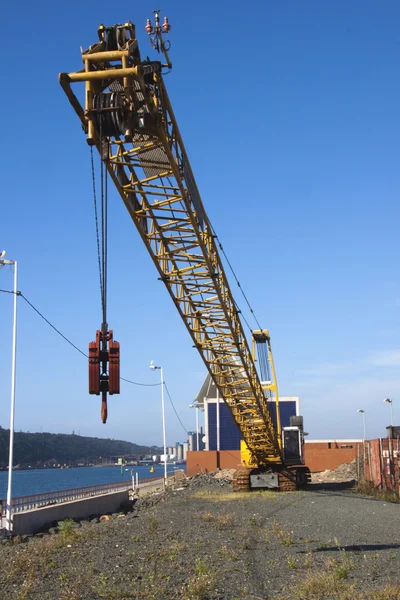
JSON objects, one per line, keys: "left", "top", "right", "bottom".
{"left": 90, "top": 121, "right": 108, "bottom": 330}
{"left": 100, "top": 137, "right": 109, "bottom": 328}
{"left": 0, "top": 288, "right": 158, "bottom": 386}
{"left": 209, "top": 221, "right": 264, "bottom": 333}
{"left": 90, "top": 147, "right": 103, "bottom": 309}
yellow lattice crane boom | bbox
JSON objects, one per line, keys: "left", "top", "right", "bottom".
{"left": 59, "top": 15, "right": 308, "bottom": 491}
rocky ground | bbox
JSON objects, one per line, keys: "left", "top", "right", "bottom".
{"left": 0, "top": 471, "right": 400, "bottom": 600}
{"left": 311, "top": 460, "right": 357, "bottom": 484}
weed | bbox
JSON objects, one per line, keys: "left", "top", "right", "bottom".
{"left": 215, "top": 514, "right": 234, "bottom": 529}
{"left": 279, "top": 532, "right": 294, "bottom": 547}
{"left": 297, "top": 570, "right": 357, "bottom": 600}
{"left": 287, "top": 556, "right": 297, "bottom": 569}
{"left": 369, "top": 584, "right": 400, "bottom": 599}
{"left": 356, "top": 482, "right": 400, "bottom": 504}
{"left": 167, "top": 541, "right": 187, "bottom": 560}
{"left": 185, "top": 569, "right": 218, "bottom": 600}
{"left": 216, "top": 544, "right": 238, "bottom": 560}
{"left": 58, "top": 518, "right": 78, "bottom": 542}
{"left": 303, "top": 552, "right": 313, "bottom": 568}
{"left": 191, "top": 490, "right": 276, "bottom": 502}
{"left": 148, "top": 515, "right": 159, "bottom": 533}
{"left": 195, "top": 557, "right": 209, "bottom": 576}
{"left": 332, "top": 537, "right": 355, "bottom": 580}
{"left": 134, "top": 535, "right": 141, "bottom": 542}
{"left": 198, "top": 511, "right": 214, "bottom": 522}
{"left": 268, "top": 520, "right": 295, "bottom": 546}
{"left": 41, "top": 557, "right": 55, "bottom": 577}
{"left": 248, "top": 516, "right": 258, "bottom": 526}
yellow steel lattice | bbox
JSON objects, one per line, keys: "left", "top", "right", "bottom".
{"left": 59, "top": 26, "right": 282, "bottom": 466}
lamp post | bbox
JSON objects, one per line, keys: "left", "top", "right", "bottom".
{"left": 0, "top": 252, "right": 18, "bottom": 534}
{"left": 357, "top": 409, "right": 366, "bottom": 442}
{"left": 149, "top": 362, "right": 167, "bottom": 488}
{"left": 384, "top": 398, "right": 394, "bottom": 427}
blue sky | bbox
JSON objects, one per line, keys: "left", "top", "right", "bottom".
{"left": 1, "top": 1, "right": 399, "bottom": 446}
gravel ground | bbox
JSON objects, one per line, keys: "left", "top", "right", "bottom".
{"left": 0, "top": 475, "right": 400, "bottom": 599}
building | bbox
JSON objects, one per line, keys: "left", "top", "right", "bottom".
{"left": 183, "top": 442, "right": 189, "bottom": 460}
{"left": 176, "top": 443, "right": 183, "bottom": 461}
{"left": 193, "top": 374, "right": 299, "bottom": 451}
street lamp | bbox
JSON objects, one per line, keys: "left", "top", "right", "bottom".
{"left": 0, "top": 251, "right": 18, "bottom": 534}
{"left": 384, "top": 398, "right": 394, "bottom": 427}
{"left": 149, "top": 362, "right": 167, "bottom": 488}
{"left": 357, "top": 409, "right": 366, "bottom": 442}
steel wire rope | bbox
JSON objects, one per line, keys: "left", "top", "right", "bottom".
{"left": 99, "top": 116, "right": 107, "bottom": 326}
{"left": 90, "top": 147, "right": 103, "bottom": 309}
{"left": 163, "top": 381, "right": 189, "bottom": 435}
{"left": 0, "top": 290, "right": 161, "bottom": 387}
{"left": 208, "top": 220, "right": 264, "bottom": 332}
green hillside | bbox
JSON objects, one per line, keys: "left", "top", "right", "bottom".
{"left": 0, "top": 427, "right": 160, "bottom": 467}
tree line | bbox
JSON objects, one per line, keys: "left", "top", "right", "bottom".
{"left": 0, "top": 427, "right": 160, "bottom": 467}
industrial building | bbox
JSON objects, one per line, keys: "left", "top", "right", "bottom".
{"left": 192, "top": 374, "right": 299, "bottom": 451}
{"left": 186, "top": 374, "right": 362, "bottom": 476}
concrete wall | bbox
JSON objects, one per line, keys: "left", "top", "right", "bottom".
{"left": 13, "top": 489, "right": 129, "bottom": 536}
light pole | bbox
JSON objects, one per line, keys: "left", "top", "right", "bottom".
{"left": 0, "top": 251, "right": 18, "bottom": 534}
{"left": 384, "top": 398, "right": 394, "bottom": 427}
{"left": 149, "top": 362, "right": 167, "bottom": 488}
{"left": 357, "top": 409, "right": 366, "bottom": 442}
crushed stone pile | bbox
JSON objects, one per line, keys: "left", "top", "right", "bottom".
{"left": 312, "top": 459, "right": 357, "bottom": 483}
{"left": 214, "top": 468, "right": 236, "bottom": 481}
{"left": 187, "top": 471, "right": 231, "bottom": 488}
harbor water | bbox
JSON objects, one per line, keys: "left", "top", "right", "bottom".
{"left": 0, "top": 463, "right": 178, "bottom": 499}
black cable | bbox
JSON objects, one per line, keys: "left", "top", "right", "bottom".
{"left": 120, "top": 376, "right": 161, "bottom": 387}
{"left": 163, "top": 381, "right": 189, "bottom": 435}
{"left": 100, "top": 132, "right": 105, "bottom": 324}
{"left": 1, "top": 289, "right": 163, "bottom": 387}
{"left": 104, "top": 162, "right": 108, "bottom": 325}
{"left": 90, "top": 147, "right": 103, "bottom": 309}
{"left": 19, "top": 293, "right": 88, "bottom": 359}
{"left": 209, "top": 222, "right": 263, "bottom": 332}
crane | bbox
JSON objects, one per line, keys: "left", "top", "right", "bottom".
{"left": 59, "top": 13, "right": 309, "bottom": 491}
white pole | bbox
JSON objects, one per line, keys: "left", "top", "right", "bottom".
{"left": 216, "top": 388, "right": 220, "bottom": 452}
{"left": 6, "top": 261, "right": 18, "bottom": 534}
{"left": 160, "top": 367, "right": 167, "bottom": 488}
{"left": 131, "top": 470, "right": 135, "bottom": 493}
{"left": 196, "top": 406, "right": 199, "bottom": 451}
{"left": 136, "top": 472, "right": 138, "bottom": 489}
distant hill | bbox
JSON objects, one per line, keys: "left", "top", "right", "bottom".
{"left": 0, "top": 427, "right": 161, "bottom": 467}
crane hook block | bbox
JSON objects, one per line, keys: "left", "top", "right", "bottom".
{"left": 88, "top": 329, "right": 120, "bottom": 395}
{"left": 109, "top": 336, "right": 120, "bottom": 395}
{"left": 89, "top": 331, "right": 101, "bottom": 395}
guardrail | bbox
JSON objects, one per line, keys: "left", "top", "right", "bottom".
{"left": 0, "top": 473, "right": 168, "bottom": 516}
